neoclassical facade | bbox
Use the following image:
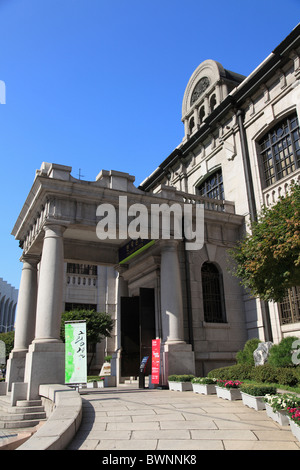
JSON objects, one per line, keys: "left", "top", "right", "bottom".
{"left": 0, "top": 278, "right": 18, "bottom": 333}
{"left": 6, "top": 24, "right": 300, "bottom": 400}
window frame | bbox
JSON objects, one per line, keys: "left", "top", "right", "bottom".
{"left": 201, "top": 262, "right": 227, "bottom": 324}
{"left": 196, "top": 168, "right": 225, "bottom": 200}
{"left": 258, "top": 112, "right": 300, "bottom": 188}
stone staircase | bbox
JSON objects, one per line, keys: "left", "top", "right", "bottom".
{"left": 0, "top": 394, "right": 47, "bottom": 430}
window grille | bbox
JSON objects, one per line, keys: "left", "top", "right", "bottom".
{"left": 197, "top": 169, "right": 224, "bottom": 200}
{"left": 67, "top": 263, "right": 97, "bottom": 276}
{"left": 278, "top": 286, "right": 300, "bottom": 325}
{"left": 259, "top": 113, "right": 300, "bottom": 187}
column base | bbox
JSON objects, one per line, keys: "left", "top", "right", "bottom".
{"left": 24, "top": 341, "right": 65, "bottom": 400}
{"left": 161, "top": 341, "right": 195, "bottom": 385}
{"left": 6, "top": 349, "right": 28, "bottom": 392}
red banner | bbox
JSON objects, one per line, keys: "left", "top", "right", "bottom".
{"left": 151, "top": 339, "right": 160, "bottom": 384}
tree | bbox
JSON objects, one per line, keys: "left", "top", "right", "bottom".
{"left": 229, "top": 183, "right": 300, "bottom": 302}
{"left": 60, "top": 309, "right": 114, "bottom": 373}
{"left": 0, "top": 331, "right": 15, "bottom": 361}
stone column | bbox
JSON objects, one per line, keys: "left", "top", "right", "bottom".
{"left": 111, "top": 265, "right": 128, "bottom": 385}
{"left": 24, "top": 222, "right": 68, "bottom": 400}
{"left": 159, "top": 240, "right": 195, "bottom": 383}
{"left": 6, "top": 255, "right": 39, "bottom": 390}
{"left": 34, "top": 223, "right": 66, "bottom": 343}
{"left": 160, "top": 240, "right": 184, "bottom": 344}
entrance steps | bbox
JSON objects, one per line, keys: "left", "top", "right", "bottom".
{"left": 0, "top": 394, "right": 47, "bottom": 429}
{"left": 122, "top": 376, "right": 150, "bottom": 386}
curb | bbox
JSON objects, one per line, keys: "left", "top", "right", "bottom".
{"left": 17, "top": 384, "right": 82, "bottom": 450}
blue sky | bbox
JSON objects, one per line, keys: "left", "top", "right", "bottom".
{"left": 0, "top": 0, "right": 299, "bottom": 290}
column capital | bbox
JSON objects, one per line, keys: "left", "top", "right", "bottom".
{"left": 114, "top": 264, "right": 128, "bottom": 275}
{"left": 42, "top": 219, "right": 69, "bottom": 237}
{"left": 159, "top": 239, "right": 181, "bottom": 252}
{"left": 20, "top": 253, "right": 41, "bottom": 266}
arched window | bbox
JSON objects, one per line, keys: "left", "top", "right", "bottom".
{"left": 199, "top": 106, "right": 205, "bottom": 124}
{"left": 189, "top": 116, "right": 195, "bottom": 134}
{"left": 197, "top": 169, "right": 224, "bottom": 200}
{"left": 201, "top": 262, "right": 226, "bottom": 323}
{"left": 210, "top": 94, "right": 217, "bottom": 112}
{"left": 258, "top": 112, "right": 300, "bottom": 187}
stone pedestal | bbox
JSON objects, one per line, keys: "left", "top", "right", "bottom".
{"left": 24, "top": 342, "right": 65, "bottom": 400}
{"left": 162, "top": 341, "right": 195, "bottom": 385}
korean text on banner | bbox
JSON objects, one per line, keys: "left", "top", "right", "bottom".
{"left": 151, "top": 339, "right": 160, "bottom": 384}
{"left": 65, "top": 321, "right": 87, "bottom": 384}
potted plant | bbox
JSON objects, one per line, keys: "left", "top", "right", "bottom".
{"left": 191, "top": 377, "right": 217, "bottom": 395}
{"left": 215, "top": 380, "right": 242, "bottom": 400}
{"left": 240, "top": 384, "right": 276, "bottom": 411}
{"left": 86, "top": 376, "right": 105, "bottom": 388}
{"left": 264, "top": 393, "right": 300, "bottom": 426}
{"left": 287, "top": 407, "right": 300, "bottom": 442}
{"left": 168, "top": 375, "right": 194, "bottom": 391}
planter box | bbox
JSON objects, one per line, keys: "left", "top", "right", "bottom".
{"left": 216, "top": 386, "right": 241, "bottom": 401}
{"left": 168, "top": 381, "right": 193, "bottom": 392}
{"left": 192, "top": 383, "right": 216, "bottom": 395}
{"left": 265, "top": 403, "right": 289, "bottom": 426}
{"left": 289, "top": 418, "right": 300, "bottom": 442}
{"left": 241, "top": 392, "right": 265, "bottom": 411}
{"left": 86, "top": 381, "right": 96, "bottom": 388}
{"left": 86, "top": 381, "right": 104, "bottom": 389}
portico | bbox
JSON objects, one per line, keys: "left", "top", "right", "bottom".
{"left": 6, "top": 162, "right": 245, "bottom": 400}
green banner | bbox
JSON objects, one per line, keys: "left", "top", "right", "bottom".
{"left": 65, "top": 321, "right": 87, "bottom": 384}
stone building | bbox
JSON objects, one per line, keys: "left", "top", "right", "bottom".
{"left": 0, "top": 278, "right": 18, "bottom": 333}
{"left": 6, "top": 24, "right": 300, "bottom": 400}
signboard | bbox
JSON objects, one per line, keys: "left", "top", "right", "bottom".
{"left": 65, "top": 321, "right": 87, "bottom": 384}
{"left": 151, "top": 339, "right": 160, "bottom": 384}
{"left": 139, "top": 356, "right": 149, "bottom": 373}
{"left": 100, "top": 361, "right": 111, "bottom": 376}
{"left": 119, "top": 239, "right": 155, "bottom": 264}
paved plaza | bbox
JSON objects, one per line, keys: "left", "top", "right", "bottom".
{"left": 67, "top": 385, "right": 300, "bottom": 451}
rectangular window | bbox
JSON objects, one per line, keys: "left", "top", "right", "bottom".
{"left": 278, "top": 286, "right": 300, "bottom": 325}
{"left": 259, "top": 113, "right": 300, "bottom": 187}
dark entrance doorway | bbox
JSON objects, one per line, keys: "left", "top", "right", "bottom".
{"left": 120, "top": 288, "right": 155, "bottom": 378}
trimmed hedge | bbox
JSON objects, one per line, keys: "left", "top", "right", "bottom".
{"left": 168, "top": 374, "right": 195, "bottom": 382}
{"left": 240, "top": 383, "right": 277, "bottom": 396}
{"left": 207, "top": 363, "right": 300, "bottom": 387}
{"left": 207, "top": 364, "right": 254, "bottom": 381}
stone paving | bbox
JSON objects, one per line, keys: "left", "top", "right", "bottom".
{"left": 67, "top": 385, "right": 300, "bottom": 451}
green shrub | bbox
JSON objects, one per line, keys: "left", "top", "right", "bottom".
{"left": 191, "top": 377, "right": 217, "bottom": 384}
{"left": 240, "top": 383, "right": 277, "bottom": 396}
{"left": 207, "top": 364, "right": 254, "bottom": 381}
{"left": 236, "top": 338, "right": 261, "bottom": 365}
{"left": 251, "top": 363, "right": 278, "bottom": 383}
{"left": 168, "top": 374, "right": 194, "bottom": 382}
{"left": 87, "top": 376, "right": 104, "bottom": 382}
{"left": 268, "top": 336, "right": 299, "bottom": 368}
{"left": 275, "top": 367, "right": 298, "bottom": 386}
{"left": 293, "top": 366, "right": 300, "bottom": 383}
